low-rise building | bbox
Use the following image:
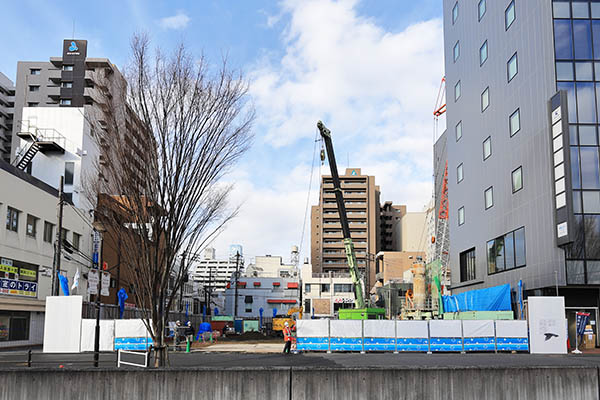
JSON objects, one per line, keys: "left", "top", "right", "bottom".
{"left": 244, "top": 253, "right": 298, "bottom": 279}
{"left": 0, "top": 160, "right": 92, "bottom": 347}
{"left": 223, "top": 276, "right": 300, "bottom": 318}
{"left": 301, "top": 263, "right": 356, "bottom": 317}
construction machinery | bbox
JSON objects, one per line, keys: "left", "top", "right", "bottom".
{"left": 316, "top": 121, "right": 385, "bottom": 320}
{"left": 272, "top": 307, "right": 303, "bottom": 334}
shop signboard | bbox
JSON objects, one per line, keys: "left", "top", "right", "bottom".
{"left": 0, "top": 278, "right": 37, "bottom": 297}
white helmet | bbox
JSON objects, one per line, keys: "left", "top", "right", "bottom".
{"left": 284, "top": 322, "right": 289, "bottom": 327}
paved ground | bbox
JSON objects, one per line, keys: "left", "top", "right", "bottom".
{"left": 2, "top": 344, "right": 600, "bottom": 369}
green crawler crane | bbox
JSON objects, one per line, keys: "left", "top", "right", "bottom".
{"left": 317, "top": 121, "right": 385, "bottom": 320}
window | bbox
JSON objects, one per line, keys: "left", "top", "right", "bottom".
{"left": 43, "top": 222, "right": 54, "bottom": 243}
{"left": 458, "top": 206, "right": 465, "bottom": 226}
{"left": 512, "top": 166, "right": 523, "bottom": 193}
{"left": 72, "top": 233, "right": 81, "bottom": 251}
{"left": 321, "top": 284, "right": 330, "bottom": 293}
{"left": 64, "top": 162, "right": 75, "bottom": 185}
{"left": 452, "top": 2, "right": 459, "bottom": 24}
{"left": 454, "top": 80, "right": 461, "bottom": 101}
{"left": 485, "top": 186, "right": 494, "bottom": 209}
{"left": 6, "top": 207, "right": 19, "bottom": 232}
{"left": 30, "top": 69, "right": 41, "bottom": 75}
{"left": 60, "top": 99, "right": 71, "bottom": 105}
{"left": 453, "top": 41, "right": 460, "bottom": 62}
{"left": 63, "top": 65, "right": 74, "bottom": 71}
{"left": 507, "top": 53, "right": 518, "bottom": 82}
{"left": 505, "top": 1, "right": 515, "bottom": 30}
{"left": 556, "top": 62, "right": 573, "bottom": 81}
{"left": 455, "top": 121, "right": 462, "bottom": 141}
{"left": 481, "top": 87, "right": 489, "bottom": 112}
{"left": 459, "top": 248, "right": 476, "bottom": 282}
{"left": 478, "top": 0, "right": 486, "bottom": 20}
{"left": 27, "top": 102, "right": 38, "bottom": 107}
{"left": 61, "top": 228, "right": 68, "bottom": 242}
{"left": 334, "top": 284, "right": 352, "bottom": 293}
{"left": 61, "top": 82, "right": 73, "bottom": 88}
{"left": 509, "top": 109, "right": 521, "bottom": 136}
{"left": 488, "top": 227, "right": 526, "bottom": 274}
{"left": 553, "top": 2, "right": 570, "bottom": 19}
{"left": 26, "top": 215, "right": 38, "bottom": 238}
{"left": 480, "top": 41, "right": 488, "bottom": 66}
{"left": 457, "top": 163, "right": 464, "bottom": 183}
{"left": 0, "top": 311, "right": 30, "bottom": 341}
{"left": 305, "top": 284, "right": 311, "bottom": 293}
{"left": 28, "top": 85, "right": 39, "bottom": 92}
{"left": 554, "top": 20, "right": 573, "bottom": 60}
{"left": 483, "top": 136, "right": 492, "bottom": 160}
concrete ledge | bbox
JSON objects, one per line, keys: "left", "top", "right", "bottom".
{"left": 0, "top": 366, "right": 596, "bottom": 400}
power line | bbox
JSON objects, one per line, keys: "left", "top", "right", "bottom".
{"left": 298, "top": 129, "right": 320, "bottom": 265}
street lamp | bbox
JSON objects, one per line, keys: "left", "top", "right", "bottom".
{"left": 91, "top": 221, "right": 106, "bottom": 367}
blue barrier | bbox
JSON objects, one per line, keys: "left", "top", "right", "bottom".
{"left": 296, "top": 319, "right": 529, "bottom": 353}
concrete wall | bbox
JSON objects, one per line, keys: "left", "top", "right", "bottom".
{"left": 0, "top": 366, "right": 597, "bottom": 400}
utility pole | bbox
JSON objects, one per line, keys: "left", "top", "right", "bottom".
{"left": 208, "top": 265, "right": 213, "bottom": 316}
{"left": 233, "top": 252, "right": 240, "bottom": 319}
{"left": 93, "top": 232, "right": 104, "bottom": 367}
{"left": 51, "top": 177, "right": 65, "bottom": 296}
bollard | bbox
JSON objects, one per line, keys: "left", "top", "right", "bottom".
{"left": 186, "top": 339, "right": 191, "bottom": 353}
{"left": 27, "top": 350, "right": 32, "bottom": 367}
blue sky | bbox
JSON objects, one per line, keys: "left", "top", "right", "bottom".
{"left": 3, "top": 0, "right": 445, "bottom": 264}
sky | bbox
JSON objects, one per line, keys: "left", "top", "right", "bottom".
{"left": 2, "top": 0, "right": 445, "bottom": 265}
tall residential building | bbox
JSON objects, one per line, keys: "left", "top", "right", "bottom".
{"left": 11, "top": 39, "right": 148, "bottom": 210}
{"left": 442, "top": 0, "right": 600, "bottom": 337}
{"left": 0, "top": 73, "right": 14, "bottom": 164}
{"left": 380, "top": 202, "right": 406, "bottom": 251}
{"left": 311, "top": 168, "right": 381, "bottom": 288}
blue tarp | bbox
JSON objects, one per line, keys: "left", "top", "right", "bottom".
{"left": 442, "top": 284, "right": 512, "bottom": 312}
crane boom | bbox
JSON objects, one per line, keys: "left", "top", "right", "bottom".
{"left": 317, "top": 121, "right": 365, "bottom": 309}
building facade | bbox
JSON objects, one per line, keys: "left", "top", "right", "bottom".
{"left": 0, "top": 73, "right": 14, "bottom": 163}
{"left": 380, "top": 202, "right": 406, "bottom": 251}
{"left": 310, "top": 168, "right": 381, "bottom": 288}
{"left": 191, "top": 246, "right": 244, "bottom": 300}
{"left": 244, "top": 253, "right": 298, "bottom": 278}
{"left": 223, "top": 276, "right": 300, "bottom": 318}
{"left": 300, "top": 263, "right": 356, "bottom": 317}
{"left": 443, "top": 0, "right": 600, "bottom": 342}
{"left": 0, "top": 160, "right": 92, "bottom": 347}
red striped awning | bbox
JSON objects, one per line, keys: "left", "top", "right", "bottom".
{"left": 272, "top": 282, "right": 281, "bottom": 286}
{"left": 287, "top": 282, "right": 299, "bottom": 289}
{"left": 253, "top": 282, "right": 261, "bottom": 286}
{"left": 267, "top": 299, "right": 297, "bottom": 304}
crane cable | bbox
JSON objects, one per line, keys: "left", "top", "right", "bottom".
{"left": 298, "top": 128, "right": 321, "bottom": 267}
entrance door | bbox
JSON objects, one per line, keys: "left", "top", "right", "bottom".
{"left": 566, "top": 307, "right": 599, "bottom": 350}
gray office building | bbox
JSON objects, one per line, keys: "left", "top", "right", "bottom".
{"left": 442, "top": 0, "right": 600, "bottom": 338}
{"left": 0, "top": 73, "right": 14, "bottom": 163}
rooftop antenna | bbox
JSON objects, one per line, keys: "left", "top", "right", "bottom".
{"left": 72, "top": 19, "right": 75, "bottom": 39}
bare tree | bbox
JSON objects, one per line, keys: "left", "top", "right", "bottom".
{"left": 87, "top": 34, "right": 254, "bottom": 366}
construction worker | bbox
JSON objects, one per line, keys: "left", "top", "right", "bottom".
{"left": 282, "top": 321, "right": 292, "bottom": 354}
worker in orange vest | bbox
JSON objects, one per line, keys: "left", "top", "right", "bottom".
{"left": 283, "top": 321, "right": 292, "bottom": 354}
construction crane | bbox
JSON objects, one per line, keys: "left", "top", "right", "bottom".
{"left": 317, "top": 121, "right": 384, "bottom": 319}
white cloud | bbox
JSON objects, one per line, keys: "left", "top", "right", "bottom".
{"left": 159, "top": 12, "right": 191, "bottom": 30}
{"left": 212, "top": 0, "right": 444, "bottom": 262}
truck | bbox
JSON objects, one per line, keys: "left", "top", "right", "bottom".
{"left": 272, "top": 307, "right": 303, "bottom": 335}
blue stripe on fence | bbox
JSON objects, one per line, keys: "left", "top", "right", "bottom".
{"left": 430, "top": 337, "right": 463, "bottom": 352}
{"left": 114, "top": 337, "right": 151, "bottom": 350}
{"left": 496, "top": 337, "right": 529, "bottom": 351}
{"left": 330, "top": 337, "right": 362, "bottom": 351}
{"left": 463, "top": 337, "right": 495, "bottom": 351}
{"left": 363, "top": 338, "right": 395, "bottom": 351}
{"left": 396, "top": 338, "right": 429, "bottom": 352}
{"left": 297, "top": 337, "right": 329, "bottom": 351}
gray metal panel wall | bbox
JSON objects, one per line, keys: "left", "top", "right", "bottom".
{"left": 443, "top": 0, "right": 565, "bottom": 293}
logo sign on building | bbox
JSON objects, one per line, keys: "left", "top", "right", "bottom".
{"left": 63, "top": 39, "right": 87, "bottom": 58}
{"left": 88, "top": 269, "right": 99, "bottom": 295}
{"left": 0, "top": 279, "right": 37, "bottom": 297}
{"left": 549, "top": 92, "right": 575, "bottom": 246}
{"left": 334, "top": 298, "right": 354, "bottom": 304}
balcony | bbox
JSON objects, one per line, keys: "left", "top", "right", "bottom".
{"left": 47, "top": 86, "right": 60, "bottom": 99}
{"left": 48, "top": 69, "right": 62, "bottom": 83}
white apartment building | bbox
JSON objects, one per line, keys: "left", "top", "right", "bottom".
{"left": 192, "top": 246, "right": 244, "bottom": 293}
{"left": 300, "top": 263, "right": 356, "bottom": 317}
{"left": 0, "top": 160, "right": 92, "bottom": 347}
{"left": 245, "top": 254, "right": 298, "bottom": 279}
